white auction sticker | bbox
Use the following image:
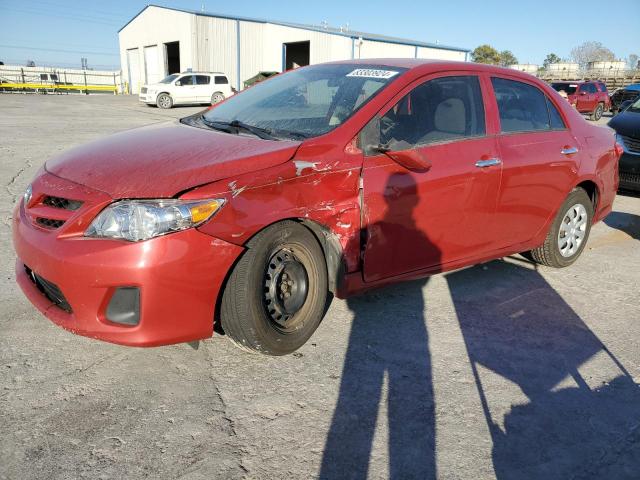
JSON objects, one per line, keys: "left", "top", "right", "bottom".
{"left": 346, "top": 69, "right": 399, "bottom": 79}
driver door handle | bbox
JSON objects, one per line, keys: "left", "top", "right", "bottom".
{"left": 475, "top": 158, "right": 502, "bottom": 168}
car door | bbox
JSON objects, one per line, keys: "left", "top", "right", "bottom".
{"left": 578, "top": 83, "right": 596, "bottom": 112}
{"left": 194, "top": 75, "right": 212, "bottom": 102}
{"left": 360, "top": 73, "right": 502, "bottom": 282}
{"left": 173, "top": 74, "right": 196, "bottom": 103}
{"left": 489, "top": 76, "right": 579, "bottom": 249}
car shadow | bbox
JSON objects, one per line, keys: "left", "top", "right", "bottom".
{"left": 445, "top": 260, "right": 640, "bottom": 479}
{"left": 604, "top": 211, "right": 640, "bottom": 240}
{"left": 320, "top": 173, "right": 438, "bottom": 479}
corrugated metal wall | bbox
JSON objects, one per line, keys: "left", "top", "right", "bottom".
{"left": 193, "top": 15, "right": 238, "bottom": 87}
{"left": 417, "top": 46, "right": 466, "bottom": 61}
{"left": 357, "top": 39, "right": 415, "bottom": 59}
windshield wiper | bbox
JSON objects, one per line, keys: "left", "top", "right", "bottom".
{"left": 201, "top": 117, "right": 279, "bottom": 141}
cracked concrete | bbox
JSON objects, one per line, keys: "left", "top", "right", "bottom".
{"left": 1, "top": 94, "right": 639, "bottom": 479}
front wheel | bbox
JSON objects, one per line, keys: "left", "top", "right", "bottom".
{"left": 590, "top": 102, "right": 604, "bottom": 121}
{"left": 156, "top": 93, "right": 173, "bottom": 109}
{"left": 527, "top": 188, "right": 593, "bottom": 268}
{"left": 220, "top": 221, "right": 328, "bottom": 355}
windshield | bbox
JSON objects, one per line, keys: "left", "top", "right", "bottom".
{"left": 627, "top": 97, "right": 640, "bottom": 113}
{"left": 551, "top": 83, "right": 578, "bottom": 95}
{"left": 159, "top": 74, "right": 179, "bottom": 84}
{"left": 203, "top": 64, "right": 406, "bottom": 139}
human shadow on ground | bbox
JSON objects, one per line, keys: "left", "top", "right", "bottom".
{"left": 446, "top": 259, "right": 640, "bottom": 479}
{"left": 320, "top": 173, "right": 438, "bottom": 479}
{"left": 604, "top": 211, "right": 640, "bottom": 241}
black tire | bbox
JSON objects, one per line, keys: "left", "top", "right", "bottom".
{"left": 220, "top": 220, "right": 328, "bottom": 355}
{"left": 527, "top": 188, "right": 593, "bottom": 268}
{"left": 211, "top": 92, "right": 225, "bottom": 105}
{"left": 590, "top": 102, "right": 604, "bottom": 121}
{"left": 156, "top": 93, "right": 173, "bottom": 109}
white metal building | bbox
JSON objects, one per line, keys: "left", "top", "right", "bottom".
{"left": 118, "top": 5, "right": 470, "bottom": 94}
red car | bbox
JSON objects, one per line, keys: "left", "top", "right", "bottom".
{"left": 551, "top": 81, "right": 611, "bottom": 121}
{"left": 13, "top": 60, "right": 621, "bottom": 355}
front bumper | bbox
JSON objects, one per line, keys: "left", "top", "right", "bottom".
{"left": 12, "top": 176, "right": 244, "bottom": 347}
{"left": 619, "top": 151, "right": 640, "bottom": 191}
{"left": 138, "top": 93, "right": 157, "bottom": 104}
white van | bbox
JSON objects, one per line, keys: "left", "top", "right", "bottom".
{"left": 139, "top": 72, "right": 234, "bottom": 109}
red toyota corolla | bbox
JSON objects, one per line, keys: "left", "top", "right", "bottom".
{"left": 13, "top": 60, "right": 620, "bottom": 355}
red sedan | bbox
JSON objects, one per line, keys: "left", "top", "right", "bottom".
{"left": 13, "top": 60, "right": 621, "bottom": 355}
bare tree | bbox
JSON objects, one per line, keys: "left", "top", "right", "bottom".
{"left": 628, "top": 54, "right": 639, "bottom": 70}
{"left": 570, "top": 41, "right": 615, "bottom": 69}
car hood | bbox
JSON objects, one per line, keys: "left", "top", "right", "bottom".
{"left": 45, "top": 121, "right": 301, "bottom": 198}
{"left": 608, "top": 111, "right": 640, "bottom": 138}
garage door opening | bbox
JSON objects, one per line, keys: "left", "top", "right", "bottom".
{"left": 283, "top": 41, "right": 310, "bottom": 71}
{"left": 164, "top": 41, "right": 180, "bottom": 75}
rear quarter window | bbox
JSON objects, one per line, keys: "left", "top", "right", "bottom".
{"left": 215, "top": 76, "right": 229, "bottom": 85}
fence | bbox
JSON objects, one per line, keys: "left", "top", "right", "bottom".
{"left": 538, "top": 69, "right": 640, "bottom": 89}
{"left": 0, "top": 65, "right": 126, "bottom": 94}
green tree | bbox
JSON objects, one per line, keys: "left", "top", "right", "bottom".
{"left": 543, "top": 53, "right": 562, "bottom": 69}
{"left": 471, "top": 44, "right": 501, "bottom": 65}
{"left": 499, "top": 50, "right": 518, "bottom": 66}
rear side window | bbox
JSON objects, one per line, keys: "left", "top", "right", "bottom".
{"left": 195, "top": 75, "right": 210, "bottom": 85}
{"left": 369, "top": 75, "right": 485, "bottom": 151}
{"left": 492, "top": 77, "right": 551, "bottom": 132}
{"left": 214, "top": 76, "right": 229, "bottom": 85}
{"left": 546, "top": 97, "right": 566, "bottom": 129}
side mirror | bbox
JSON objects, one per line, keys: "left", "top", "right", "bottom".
{"left": 175, "top": 80, "right": 182, "bottom": 86}
{"left": 579, "top": 91, "right": 587, "bottom": 96}
{"left": 377, "top": 147, "right": 432, "bottom": 172}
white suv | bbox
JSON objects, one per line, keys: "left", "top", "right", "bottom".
{"left": 139, "top": 72, "right": 234, "bottom": 109}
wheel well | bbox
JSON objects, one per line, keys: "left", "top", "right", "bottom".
{"left": 576, "top": 180, "right": 598, "bottom": 210}
{"left": 213, "top": 218, "right": 345, "bottom": 334}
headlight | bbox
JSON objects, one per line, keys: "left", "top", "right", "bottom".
{"left": 85, "top": 198, "right": 224, "bottom": 242}
{"left": 23, "top": 184, "right": 32, "bottom": 206}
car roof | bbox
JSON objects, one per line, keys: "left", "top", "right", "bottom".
{"left": 321, "top": 58, "right": 550, "bottom": 81}
{"left": 179, "top": 72, "right": 227, "bottom": 75}
{"left": 624, "top": 84, "right": 640, "bottom": 91}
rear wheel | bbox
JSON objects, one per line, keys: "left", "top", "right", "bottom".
{"left": 527, "top": 188, "right": 593, "bottom": 268}
{"left": 590, "top": 102, "right": 604, "bottom": 121}
{"left": 220, "top": 221, "right": 328, "bottom": 355}
{"left": 156, "top": 93, "right": 173, "bottom": 109}
{"left": 211, "top": 92, "right": 225, "bottom": 105}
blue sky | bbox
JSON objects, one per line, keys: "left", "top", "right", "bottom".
{"left": 1, "top": 0, "right": 638, "bottom": 70}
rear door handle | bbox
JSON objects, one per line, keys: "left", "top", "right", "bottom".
{"left": 475, "top": 158, "right": 502, "bottom": 168}
{"left": 561, "top": 147, "right": 579, "bottom": 155}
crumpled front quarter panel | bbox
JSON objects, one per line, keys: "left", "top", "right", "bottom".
{"left": 185, "top": 141, "right": 363, "bottom": 273}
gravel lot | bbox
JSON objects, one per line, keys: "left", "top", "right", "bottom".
{"left": 1, "top": 94, "right": 639, "bottom": 480}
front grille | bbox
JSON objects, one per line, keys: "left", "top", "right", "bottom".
{"left": 140, "top": 87, "right": 147, "bottom": 94}
{"left": 36, "top": 217, "right": 65, "bottom": 229}
{"left": 621, "top": 135, "right": 640, "bottom": 154}
{"left": 620, "top": 172, "right": 640, "bottom": 185}
{"left": 25, "top": 266, "right": 72, "bottom": 313}
{"left": 42, "top": 195, "right": 83, "bottom": 211}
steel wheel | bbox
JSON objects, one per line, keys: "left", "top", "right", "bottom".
{"left": 263, "top": 248, "right": 309, "bottom": 331}
{"left": 211, "top": 92, "right": 225, "bottom": 105}
{"left": 557, "top": 203, "right": 588, "bottom": 257}
{"left": 591, "top": 103, "right": 603, "bottom": 121}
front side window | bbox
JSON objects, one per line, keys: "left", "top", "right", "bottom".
{"left": 195, "top": 75, "right": 210, "bottom": 85}
{"left": 492, "top": 77, "right": 552, "bottom": 132}
{"left": 362, "top": 75, "right": 485, "bottom": 153}
{"left": 202, "top": 64, "right": 405, "bottom": 139}
{"left": 159, "top": 74, "right": 179, "bottom": 84}
{"left": 214, "top": 76, "right": 228, "bottom": 85}
{"left": 178, "top": 75, "right": 194, "bottom": 86}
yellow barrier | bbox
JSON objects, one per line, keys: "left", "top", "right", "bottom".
{"left": 0, "top": 83, "right": 118, "bottom": 92}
